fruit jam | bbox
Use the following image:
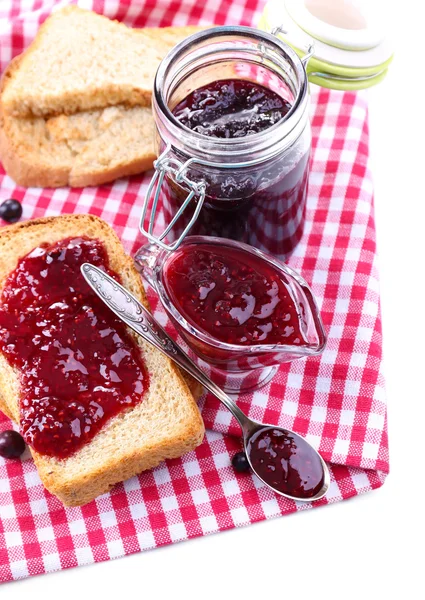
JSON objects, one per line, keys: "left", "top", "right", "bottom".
{"left": 173, "top": 79, "right": 292, "bottom": 138}
{"left": 163, "top": 243, "right": 309, "bottom": 347}
{"left": 0, "top": 238, "right": 149, "bottom": 459}
{"left": 162, "top": 79, "right": 309, "bottom": 259}
{"left": 247, "top": 427, "right": 325, "bottom": 499}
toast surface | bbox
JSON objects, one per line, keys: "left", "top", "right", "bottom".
{"left": 0, "top": 78, "right": 156, "bottom": 187}
{"left": 0, "top": 215, "right": 205, "bottom": 506}
{"left": 2, "top": 7, "right": 205, "bottom": 118}
{"left": 1, "top": 6, "right": 161, "bottom": 117}
{"left": 0, "top": 19, "right": 205, "bottom": 187}
{"left": 0, "top": 79, "right": 156, "bottom": 188}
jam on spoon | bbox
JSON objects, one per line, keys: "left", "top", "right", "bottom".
{"left": 247, "top": 427, "right": 325, "bottom": 500}
{"left": 0, "top": 237, "right": 149, "bottom": 459}
{"left": 163, "top": 242, "right": 309, "bottom": 347}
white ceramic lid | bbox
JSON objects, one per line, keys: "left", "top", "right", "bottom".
{"left": 285, "top": 0, "right": 385, "bottom": 51}
{"left": 265, "top": 0, "right": 393, "bottom": 70}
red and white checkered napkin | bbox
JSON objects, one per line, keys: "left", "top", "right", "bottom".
{"left": 0, "top": 0, "right": 389, "bottom": 583}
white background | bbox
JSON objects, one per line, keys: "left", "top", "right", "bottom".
{"left": 5, "top": 1, "right": 425, "bottom": 598}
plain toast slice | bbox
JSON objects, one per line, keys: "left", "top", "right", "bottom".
{"left": 0, "top": 78, "right": 156, "bottom": 187}
{"left": 2, "top": 7, "right": 205, "bottom": 118}
{"left": 0, "top": 215, "right": 205, "bottom": 506}
{"left": 0, "top": 22, "right": 206, "bottom": 187}
{"left": 1, "top": 6, "right": 163, "bottom": 117}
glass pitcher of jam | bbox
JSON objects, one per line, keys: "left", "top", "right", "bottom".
{"left": 135, "top": 237, "right": 326, "bottom": 395}
{"left": 142, "top": 26, "right": 312, "bottom": 261}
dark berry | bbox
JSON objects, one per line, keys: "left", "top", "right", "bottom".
{"left": 232, "top": 451, "right": 250, "bottom": 473}
{"left": 0, "top": 199, "right": 23, "bottom": 223}
{"left": 0, "top": 430, "right": 26, "bottom": 459}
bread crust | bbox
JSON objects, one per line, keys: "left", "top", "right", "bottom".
{"left": 0, "top": 215, "right": 204, "bottom": 506}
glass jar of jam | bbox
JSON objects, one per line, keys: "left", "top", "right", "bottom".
{"left": 143, "top": 26, "right": 312, "bottom": 260}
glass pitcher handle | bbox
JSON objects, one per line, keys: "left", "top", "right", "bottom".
{"left": 133, "top": 242, "right": 162, "bottom": 290}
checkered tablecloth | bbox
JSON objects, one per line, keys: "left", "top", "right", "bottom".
{"left": 0, "top": 0, "right": 389, "bottom": 583}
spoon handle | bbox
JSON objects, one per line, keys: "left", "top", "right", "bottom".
{"left": 80, "top": 263, "right": 249, "bottom": 430}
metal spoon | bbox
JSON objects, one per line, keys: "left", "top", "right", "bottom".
{"left": 81, "top": 263, "right": 330, "bottom": 502}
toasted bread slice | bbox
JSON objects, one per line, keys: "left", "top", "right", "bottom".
{"left": 1, "top": 6, "right": 161, "bottom": 117}
{"left": 0, "top": 67, "right": 156, "bottom": 188}
{"left": 0, "top": 20, "right": 206, "bottom": 187}
{"left": 137, "top": 25, "right": 206, "bottom": 56}
{"left": 47, "top": 105, "right": 156, "bottom": 187}
{"left": 0, "top": 86, "right": 156, "bottom": 187}
{"left": 1, "top": 6, "right": 205, "bottom": 118}
{"left": 0, "top": 215, "right": 205, "bottom": 506}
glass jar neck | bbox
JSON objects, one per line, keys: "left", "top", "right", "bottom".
{"left": 153, "top": 26, "right": 310, "bottom": 166}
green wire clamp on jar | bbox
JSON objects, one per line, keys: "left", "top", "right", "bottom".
{"left": 258, "top": 0, "right": 394, "bottom": 91}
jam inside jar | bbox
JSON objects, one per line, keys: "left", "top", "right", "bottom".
{"left": 150, "top": 27, "right": 311, "bottom": 260}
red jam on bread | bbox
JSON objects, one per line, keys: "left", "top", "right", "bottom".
{"left": 0, "top": 237, "right": 149, "bottom": 459}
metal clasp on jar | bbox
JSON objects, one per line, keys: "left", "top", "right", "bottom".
{"left": 140, "top": 144, "right": 206, "bottom": 251}
{"left": 270, "top": 25, "right": 315, "bottom": 69}
{"left": 140, "top": 145, "right": 273, "bottom": 252}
